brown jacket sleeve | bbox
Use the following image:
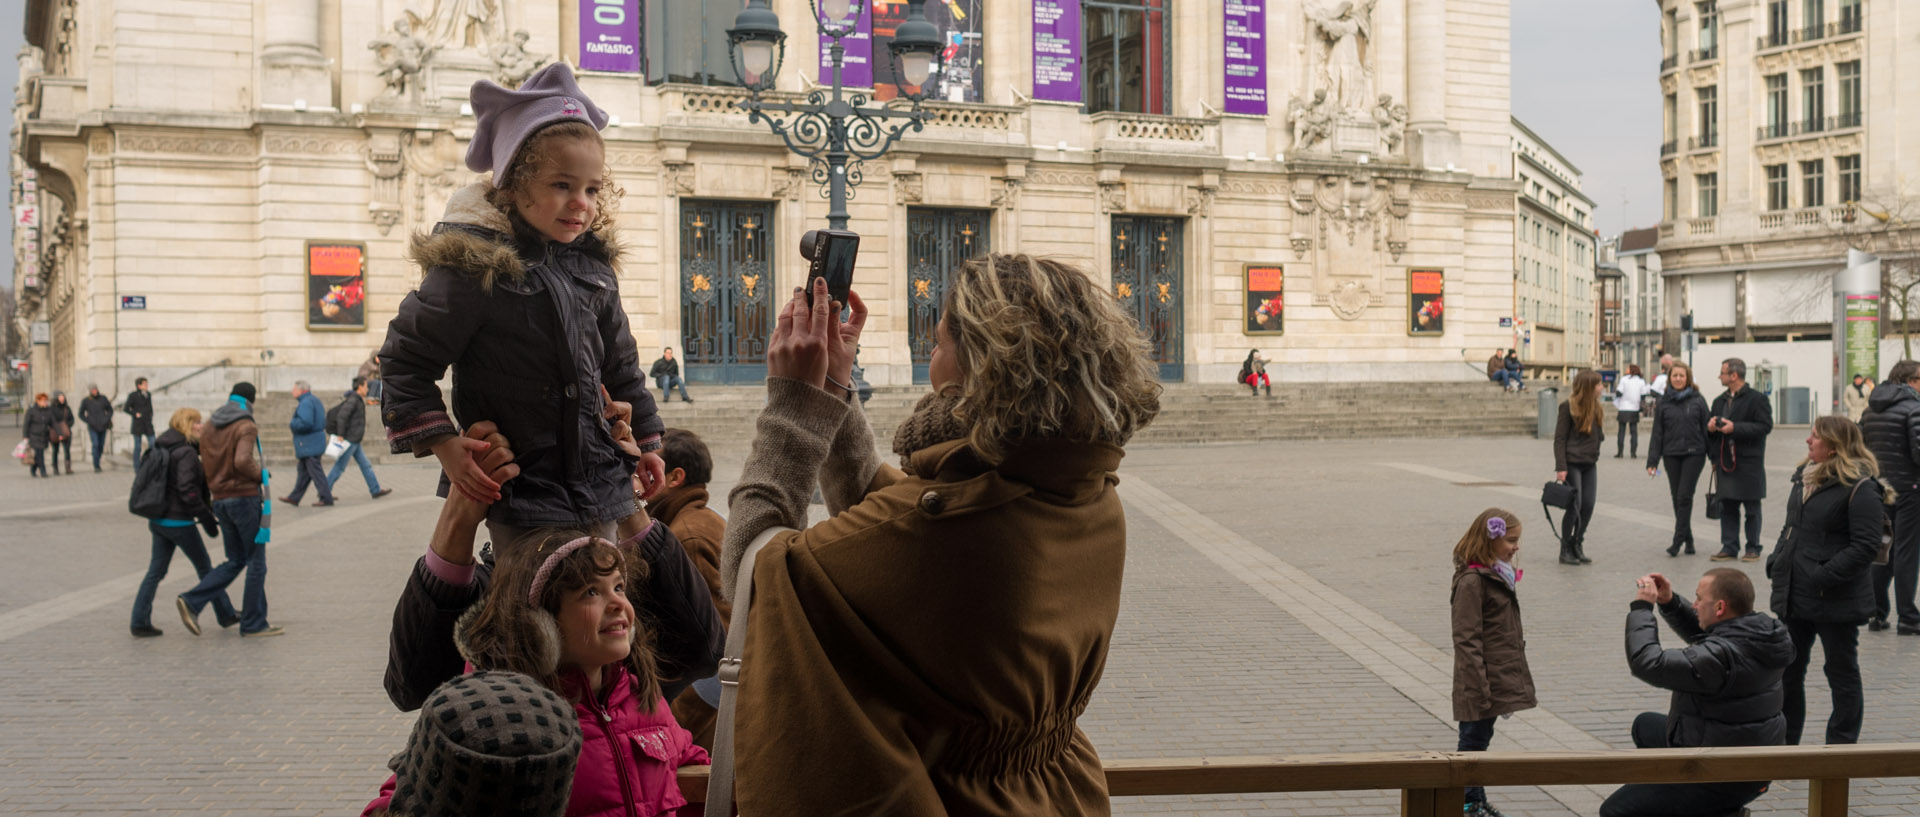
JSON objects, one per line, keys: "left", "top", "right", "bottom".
{"left": 233, "top": 422, "right": 262, "bottom": 485}
{"left": 1451, "top": 573, "right": 1490, "bottom": 719}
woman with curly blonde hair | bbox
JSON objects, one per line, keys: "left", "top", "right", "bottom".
{"left": 711, "top": 254, "right": 1161, "bottom": 815}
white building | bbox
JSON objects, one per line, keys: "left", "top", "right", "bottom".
{"left": 1510, "top": 116, "right": 1597, "bottom": 374}
{"left": 11, "top": 0, "right": 1520, "bottom": 406}
{"left": 1655, "top": 0, "right": 1918, "bottom": 348}
{"left": 1608, "top": 227, "right": 1667, "bottom": 372}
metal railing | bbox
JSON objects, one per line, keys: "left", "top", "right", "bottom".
{"left": 1839, "top": 12, "right": 1863, "bottom": 34}
{"left": 1756, "top": 31, "right": 1790, "bottom": 50}
{"left": 1688, "top": 132, "right": 1719, "bottom": 150}
{"left": 671, "top": 743, "right": 1920, "bottom": 815}
{"left": 1689, "top": 45, "right": 1719, "bottom": 62}
{"left": 1836, "top": 110, "right": 1863, "bottom": 129}
{"left": 1660, "top": 54, "right": 1679, "bottom": 71}
{"left": 1794, "top": 116, "right": 1832, "bottom": 136}
{"left": 1660, "top": 139, "right": 1678, "bottom": 156}
{"left": 1757, "top": 121, "right": 1791, "bottom": 141}
{"left": 154, "top": 359, "right": 232, "bottom": 394}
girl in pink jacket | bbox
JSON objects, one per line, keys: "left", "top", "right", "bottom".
{"left": 364, "top": 532, "right": 708, "bottom": 817}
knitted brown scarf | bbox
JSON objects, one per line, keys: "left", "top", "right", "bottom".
{"left": 892, "top": 389, "right": 969, "bottom": 476}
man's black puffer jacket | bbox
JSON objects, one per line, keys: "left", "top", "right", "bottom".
{"left": 1861, "top": 381, "right": 1920, "bottom": 491}
{"left": 1626, "top": 599, "right": 1795, "bottom": 748}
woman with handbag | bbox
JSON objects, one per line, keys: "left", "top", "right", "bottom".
{"left": 711, "top": 258, "right": 1162, "bottom": 815}
{"left": 1646, "top": 363, "right": 1712, "bottom": 556}
{"left": 23, "top": 392, "right": 54, "bottom": 478}
{"left": 1552, "top": 371, "right": 1606, "bottom": 565}
{"left": 48, "top": 391, "right": 76, "bottom": 475}
{"left": 1766, "top": 415, "right": 1889, "bottom": 745}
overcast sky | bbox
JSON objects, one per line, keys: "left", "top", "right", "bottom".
{"left": 0, "top": 0, "right": 21, "bottom": 289}
{"left": 1512, "top": 0, "right": 1661, "bottom": 237}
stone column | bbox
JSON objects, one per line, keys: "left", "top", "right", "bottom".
{"left": 262, "top": 0, "right": 331, "bottom": 107}
{"left": 1405, "top": 0, "right": 1458, "bottom": 168}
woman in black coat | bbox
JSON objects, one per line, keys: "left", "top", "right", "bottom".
{"left": 1646, "top": 362, "right": 1712, "bottom": 555}
{"left": 21, "top": 392, "right": 52, "bottom": 477}
{"left": 1767, "top": 415, "right": 1886, "bottom": 746}
{"left": 1553, "top": 370, "right": 1606, "bottom": 565}
{"left": 47, "top": 391, "right": 75, "bottom": 475}
{"left": 129, "top": 408, "right": 239, "bottom": 637}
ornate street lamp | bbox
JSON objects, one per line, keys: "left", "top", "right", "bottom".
{"left": 729, "top": 0, "right": 946, "bottom": 230}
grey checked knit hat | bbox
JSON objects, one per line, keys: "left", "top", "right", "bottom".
{"left": 385, "top": 670, "right": 582, "bottom": 817}
{"left": 465, "top": 62, "right": 609, "bottom": 187}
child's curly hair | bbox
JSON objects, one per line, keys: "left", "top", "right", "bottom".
{"left": 940, "top": 253, "right": 1163, "bottom": 464}
{"left": 483, "top": 120, "right": 624, "bottom": 238}
{"left": 460, "top": 529, "right": 663, "bottom": 710}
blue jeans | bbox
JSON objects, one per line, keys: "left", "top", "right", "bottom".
{"left": 89, "top": 428, "right": 108, "bottom": 469}
{"left": 1457, "top": 717, "right": 1497, "bottom": 804}
{"left": 655, "top": 374, "right": 690, "bottom": 401}
{"left": 131, "top": 432, "right": 154, "bottom": 465}
{"left": 325, "top": 441, "right": 383, "bottom": 495}
{"left": 133, "top": 521, "right": 235, "bottom": 630}
{"left": 182, "top": 497, "right": 270, "bottom": 633}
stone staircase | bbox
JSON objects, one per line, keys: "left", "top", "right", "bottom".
{"left": 243, "top": 381, "right": 1537, "bottom": 464}
{"left": 649, "top": 381, "right": 1538, "bottom": 450}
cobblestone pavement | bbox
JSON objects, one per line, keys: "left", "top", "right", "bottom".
{"left": 1, "top": 431, "right": 1916, "bottom": 816}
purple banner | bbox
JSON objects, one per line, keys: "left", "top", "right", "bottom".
{"left": 1223, "top": 0, "right": 1266, "bottom": 115}
{"left": 820, "top": 7, "right": 873, "bottom": 88}
{"left": 579, "top": 0, "right": 640, "bottom": 73}
{"left": 1032, "top": 0, "right": 1081, "bottom": 103}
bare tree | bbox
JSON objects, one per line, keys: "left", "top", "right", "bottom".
{"left": 1825, "top": 180, "right": 1920, "bottom": 358}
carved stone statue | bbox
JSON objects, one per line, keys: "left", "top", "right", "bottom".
{"left": 1289, "top": 90, "right": 1336, "bottom": 153}
{"left": 1307, "top": 0, "right": 1376, "bottom": 112}
{"left": 489, "top": 30, "right": 547, "bottom": 88}
{"left": 370, "top": 19, "right": 436, "bottom": 104}
{"left": 1372, "top": 95, "right": 1408, "bottom": 154}
{"left": 406, "top": 0, "right": 505, "bottom": 51}
{"left": 15, "top": 45, "right": 43, "bottom": 112}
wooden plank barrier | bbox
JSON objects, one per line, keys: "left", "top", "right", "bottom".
{"left": 672, "top": 743, "right": 1920, "bottom": 815}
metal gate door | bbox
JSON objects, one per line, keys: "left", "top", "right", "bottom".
{"left": 681, "top": 200, "right": 774, "bottom": 384}
{"left": 1110, "top": 215, "right": 1185, "bottom": 381}
{"left": 907, "top": 208, "right": 991, "bottom": 383}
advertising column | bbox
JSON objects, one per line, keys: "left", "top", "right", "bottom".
{"left": 1834, "top": 248, "right": 1881, "bottom": 413}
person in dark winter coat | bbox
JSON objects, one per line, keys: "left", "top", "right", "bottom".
{"left": 1766, "top": 416, "right": 1887, "bottom": 745}
{"left": 78, "top": 385, "right": 114, "bottom": 472}
{"left": 382, "top": 419, "right": 723, "bottom": 714}
{"left": 1646, "top": 363, "right": 1712, "bottom": 556}
{"left": 124, "top": 377, "right": 155, "bottom": 465}
{"left": 1602, "top": 568, "right": 1793, "bottom": 817}
{"left": 129, "top": 408, "right": 239, "bottom": 637}
{"left": 326, "top": 378, "right": 392, "bottom": 500}
{"left": 649, "top": 347, "right": 693, "bottom": 403}
{"left": 1708, "top": 358, "right": 1774, "bottom": 561}
{"left": 1860, "top": 359, "right": 1920, "bottom": 635}
{"left": 46, "top": 391, "right": 75, "bottom": 475}
{"left": 1450, "top": 508, "right": 1535, "bottom": 817}
{"left": 22, "top": 392, "right": 53, "bottom": 477}
{"left": 653, "top": 428, "right": 730, "bottom": 751}
{"left": 378, "top": 64, "right": 665, "bottom": 546}
{"left": 1552, "top": 370, "right": 1605, "bottom": 565}
{"left": 279, "top": 381, "right": 335, "bottom": 507}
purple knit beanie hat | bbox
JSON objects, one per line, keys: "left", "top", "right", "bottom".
{"left": 465, "top": 62, "right": 610, "bottom": 187}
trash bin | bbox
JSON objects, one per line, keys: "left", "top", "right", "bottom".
{"left": 1779, "top": 386, "right": 1811, "bottom": 424}
{"left": 1536, "top": 387, "right": 1560, "bottom": 439}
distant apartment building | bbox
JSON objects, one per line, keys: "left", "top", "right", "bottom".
{"left": 1511, "top": 117, "right": 1598, "bottom": 373}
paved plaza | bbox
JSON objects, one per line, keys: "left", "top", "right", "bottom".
{"left": 1, "top": 428, "right": 1917, "bottom": 816}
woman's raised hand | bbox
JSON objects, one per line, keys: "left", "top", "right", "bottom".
{"left": 767, "top": 278, "right": 835, "bottom": 392}
{"left": 827, "top": 289, "right": 868, "bottom": 394}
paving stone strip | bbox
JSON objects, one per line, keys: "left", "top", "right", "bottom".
{"left": 1120, "top": 474, "right": 1616, "bottom": 814}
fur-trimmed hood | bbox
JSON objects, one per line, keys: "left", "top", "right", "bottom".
{"left": 407, "top": 181, "right": 623, "bottom": 293}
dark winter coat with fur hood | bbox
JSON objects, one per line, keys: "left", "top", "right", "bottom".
{"left": 379, "top": 182, "right": 663, "bottom": 528}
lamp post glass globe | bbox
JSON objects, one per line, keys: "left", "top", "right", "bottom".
{"left": 821, "top": 0, "right": 852, "bottom": 25}
{"left": 901, "top": 51, "right": 933, "bottom": 86}
{"left": 742, "top": 40, "right": 774, "bottom": 76}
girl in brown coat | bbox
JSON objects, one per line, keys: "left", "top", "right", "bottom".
{"left": 1451, "top": 508, "right": 1538, "bottom": 817}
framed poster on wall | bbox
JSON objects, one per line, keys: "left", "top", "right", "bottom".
{"left": 1409, "top": 269, "right": 1444, "bottom": 335}
{"left": 307, "top": 241, "right": 367, "bottom": 331}
{"left": 1244, "top": 263, "right": 1284, "bottom": 335}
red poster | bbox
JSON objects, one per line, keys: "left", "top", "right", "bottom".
{"left": 1245, "top": 264, "right": 1283, "bottom": 334}
{"left": 1409, "top": 269, "right": 1443, "bottom": 335}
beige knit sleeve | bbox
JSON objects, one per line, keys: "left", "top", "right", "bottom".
{"left": 817, "top": 394, "right": 882, "bottom": 516}
{"left": 719, "top": 377, "right": 851, "bottom": 599}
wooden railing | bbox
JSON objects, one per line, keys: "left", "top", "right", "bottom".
{"left": 671, "top": 744, "right": 1920, "bottom": 816}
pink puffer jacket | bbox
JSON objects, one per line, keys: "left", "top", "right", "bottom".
{"left": 363, "top": 664, "right": 709, "bottom": 817}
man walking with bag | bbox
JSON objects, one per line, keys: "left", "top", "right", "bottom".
{"left": 278, "top": 381, "right": 334, "bottom": 507}
{"left": 1708, "top": 358, "right": 1774, "bottom": 562}
{"left": 325, "top": 377, "right": 392, "bottom": 501}
{"left": 177, "top": 382, "right": 282, "bottom": 638}
{"left": 1862, "top": 359, "right": 1920, "bottom": 634}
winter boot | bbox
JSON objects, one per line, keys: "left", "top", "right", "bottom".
{"left": 1558, "top": 539, "right": 1581, "bottom": 565}
{"left": 1263, "top": 383, "right": 1271, "bottom": 397}
{"left": 1573, "top": 539, "right": 1593, "bottom": 564}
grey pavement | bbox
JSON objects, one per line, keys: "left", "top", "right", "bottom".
{"left": 1, "top": 429, "right": 1917, "bottom": 815}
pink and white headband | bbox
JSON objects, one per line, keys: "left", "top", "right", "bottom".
{"left": 527, "top": 536, "right": 608, "bottom": 605}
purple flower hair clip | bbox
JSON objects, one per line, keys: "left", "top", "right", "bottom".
{"left": 1486, "top": 517, "right": 1508, "bottom": 540}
